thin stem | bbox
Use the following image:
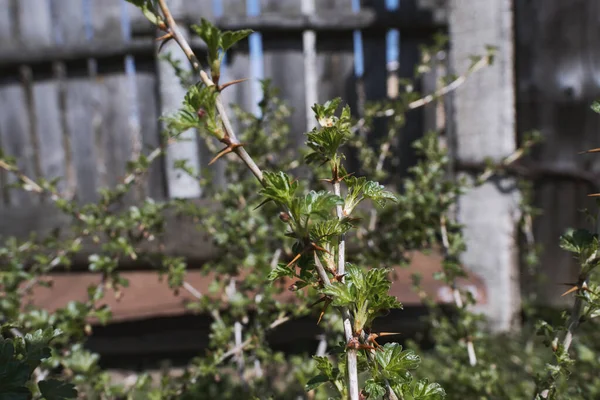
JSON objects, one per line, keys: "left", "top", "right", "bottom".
{"left": 332, "top": 178, "right": 359, "bottom": 400}
{"left": 156, "top": 3, "right": 357, "bottom": 396}
{"left": 314, "top": 255, "right": 359, "bottom": 400}
{"left": 440, "top": 215, "right": 477, "bottom": 366}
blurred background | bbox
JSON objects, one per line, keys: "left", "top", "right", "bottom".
{"left": 0, "top": 0, "right": 598, "bottom": 385}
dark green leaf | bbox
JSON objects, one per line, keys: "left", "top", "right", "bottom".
{"left": 305, "top": 374, "right": 330, "bottom": 391}
{"left": 412, "top": 379, "right": 446, "bottom": 400}
{"left": 38, "top": 379, "right": 78, "bottom": 400}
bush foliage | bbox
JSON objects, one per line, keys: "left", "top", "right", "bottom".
{"left": 1, "top": 2, "right": 600, "bottom": 399}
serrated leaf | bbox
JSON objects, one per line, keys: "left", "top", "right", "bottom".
{"left": 412, "top": 379, "right": 446, "bottom": 400}
{"left": 365, "top": 379, "right": 387, "bottom": 398}
{"left": 221, "top": 30, "right": 253, "bottom": 51}
{"left": 374, "top": 343, "right": 420, "bottom": 382}
{"left": 322, "top": 283, "right": 354, "bottom": 308}
{"left": 313, "top": 356, "right": 338, "bottom": 379}
{"left": 259, "top": 171, "right": 298, "bottom": 208}
{"left": 191, "top": 19, "right": 221, "bottom": 64}
{"left": 125, "top": 0, "right": 161, "bottom": 25}
{"left": 268, "top": 264, "right": 295, "bottom": 281}
{"left": 305, "top": 374, "right": 330, "bottom": 391}
{"left": 38, "top": 379, "right": 78, "bottom": 400}
{"left": 559, "top": 228, "right": 597, "bottom": 254}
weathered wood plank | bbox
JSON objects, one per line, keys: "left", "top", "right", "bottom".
{"left": 157, "top": 28, "right": 202, "bottom": 199}
{"left": 261, "top": 0, "right": 306, "bottom": 144}
{"left": 64, "top": 78, "right": 99, "bottom": 203}
{"left": 0, "top": 80, "right": 37, "bottom": 207}
{"left": 136, "top": 71, "right": 167, "bottom": 200}
{"left": 50, "top": 0, "right": 98, "bottom": 202}
{"left": 449, "top": 0, "right": 520, "bottom": 331}
{"left": 90, "top": 0, "right": 138, "bottom": 197}
{"left": 0, "top": 0, "right": 14, "bottom": 50}
{"left": 18, "top": 0, "right": 68, "bottom": 196}
{"left": 302, "top": 0, "right": 318, "bottom": 131}
{"left": 516, "top": 1, "right": 600, "bottom": 305}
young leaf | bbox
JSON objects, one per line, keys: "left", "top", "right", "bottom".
{"left": 364, "top": 379, "right": 387, "bottom": 398}
{"left": 221, "top": 30, "right": 253, "bottom": 51}
{"left": 38, "top": 379, "right": 79, "bottom": 400}
{"left": 268, "top": 264, "right": 296, "bottom": 281}
{"left": 305, "top": 374, "right": 330, "bottom": 391}
{"left": 259, "top": 171, "right": 298, "bottom": 208}
{"left": 191, "top": 19, "right": 222, "bottom": 65}
{"left": 374, "top": 343, "right": 420, "bottom": 383}
{"left": 412, "top": 379, "right": 446, "bottom": 400}
{"left": 125, "top": 0, "right": 161, "bottom": 26}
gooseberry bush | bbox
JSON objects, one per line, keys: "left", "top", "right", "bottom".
{"left": 3, "top": 1, "right": 600, "bottom": 399}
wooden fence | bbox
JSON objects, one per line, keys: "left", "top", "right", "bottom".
{"left": 0, "top": 0, "right": 531, "bottom": 332}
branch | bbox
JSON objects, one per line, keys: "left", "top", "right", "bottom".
{"left": 352, "top": 53, "right": 490, "bottom": 131}
{"left": 156, "top": 0, "right": 264, "bottom": 183}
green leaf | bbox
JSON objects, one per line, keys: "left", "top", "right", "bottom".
{"left": 559, "top": 228, "right": 597, "bottom": 254}
{"left": 259, "top": 171, "right": 298, "bottom": 208}
{"left": 38, "top": 379, "right": 78, "bottom": 400}
{"left": 290, "top": 191, "right": 342, "bottom": 223}
{"left": 412, "top": 379, "right": 446, "bottom": 400}
{"left": 221, "top": 30, "right": 253, "bottom": 51}
{"left": 305, "top": 374, "right": 330, "bottom": 391}
{"left": 125, "top": 0, "right": 161, "bottom": 26}
{"left": 0, "top": 337, "right": 30, "bottom": 400}
{"left": 374, "top": 343, "right": 420, "bottom": 382}
{"left": 305, "top": 100, "right": 352, "bottom": 164}
{"left": 344, "top": 176, "right": 398, "bottom": 214}
{"left": 592, "top": 100, "right": 600, "bottom": 114}
{"left": 322, "top": 283, "right": 354, "bottom": 307}
{"left": 191, "top": 19, "right": 253, "bottom": 66}
{"left": 23, "top": 329, "right": 61, "bottom": 371}
{"left": 191, "top": 19, "right": 222, "bottom": 64}
{"left": 364, "top": 379, "right": 386, "bottom": 398}
{"left": 268, "top": 264, "right": 295, "bottom": 281}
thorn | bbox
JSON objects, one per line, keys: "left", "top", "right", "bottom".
{"left": 254, "top": 198, "right": 272, "bottom": 210}
{"left": 579, "top": 148, "right": 600, "bottom": 154}
{"left": 286, "top": 252, "right": 303, "bottom": 268}
{"left": 208, "top": 146, "right": 234, "bottom": 166}
{"left": 561, "top": 285, "right": 579, "bottom": 297}
{"left": 208, "top": 143, "right": 245, "bottom": 166}
{"left": 156, "top": 32, "right": 174, "bottom": 53}
{"left": 588, "top": 193, "right": 600, "bottom": 197}
{"left": 316, "top": 297, "right": 332, "bottom": 325}
{"left": 218, "top": 78, "right": 249, "bottom": 91}
{"left": 339, "top": 172, "right": 355, "bottom": 182}
{"left": 311, "top": 242, "right": 331, "bottom": 255}
{"left": 332, "top": 273, "right": 346, "bottom": 283}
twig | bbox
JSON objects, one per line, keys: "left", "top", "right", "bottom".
{"left": 352, "top": 54, "right": 490, "bottom": 131}
{"left": 155, "top": 3, "right": 357, "bottom": 397}
{"left": 156, "top": 0, "right": 263, "bottom": 183}
{"left": 215, "top": 313, "right": 290, "bottom": 365}
{"left": 183, "top": 280, "right": 223, "bottom": 324}
{"left": 440, "top": 215, "right": 477, "bottom": 366}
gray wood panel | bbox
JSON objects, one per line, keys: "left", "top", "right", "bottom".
{"left": 19, "top": 0, "right": 68, "bottom": 196}
{"left": 516, "top": 0, "right": 600, "bottom": 305}
{"left": 449, "top": 0, "right": 520, "bottom": 331}
{"left": 136, "top": 72, "right": 167, "bottom": 200}
{"left": 0, "top": 82, "right": 37, "bottom": 207}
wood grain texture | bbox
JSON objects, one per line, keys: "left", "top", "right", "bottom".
{"left": 516, "top": 0, "right": 600, "bottom": 305}
{"left": 157, "top": 29, "right": 202, "bottom": 199}
{"left": 449, "top": 0, "right": 520, "bottom": 331}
